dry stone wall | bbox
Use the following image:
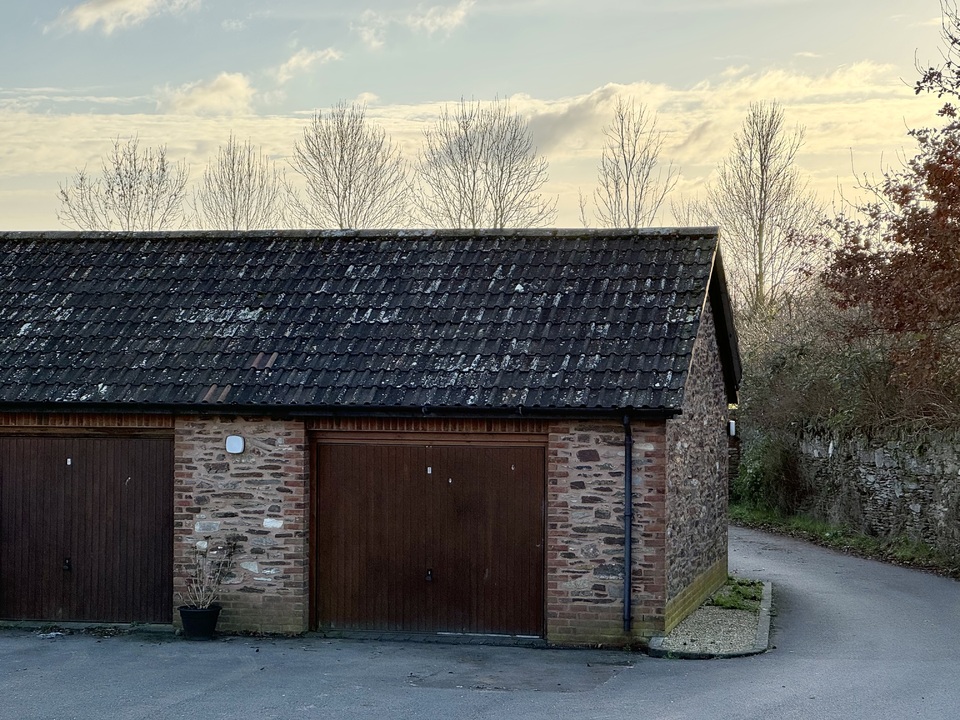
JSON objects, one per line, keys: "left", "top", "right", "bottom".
{"left": 799, "top": 428, "right": 960, "bottom": 558}
{"left": 173, "top": 416, "right": 308, "bottom": 634}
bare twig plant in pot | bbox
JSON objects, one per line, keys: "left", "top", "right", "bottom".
{"left": 177, "top": 536, "right": 238, "bottom": 639}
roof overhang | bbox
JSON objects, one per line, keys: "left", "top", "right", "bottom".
{"left": 0, "top": 401, "right": 681, "bottom": 422}
{"left": 706, "top": 244, "right": 743, "bottom": 405}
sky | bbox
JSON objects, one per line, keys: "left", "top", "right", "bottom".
{"left": 0, "top": 0, "right": 949, "bottom": 230}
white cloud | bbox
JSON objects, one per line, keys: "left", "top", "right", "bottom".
{"left": 355, "top": 92, "right": 381, "bottom": 105}
{"left": 354, "top": 10, "right": 388, "bottom": 50}
{"left": 353, "top": 2, "right": 474, "bottom": 49}
{"left": 404, "top": 0, "right": 475, "bottom": 35}
{"left": 902, "top": 15, "right": 943, "bottom": 28}
{"left": 275, "top": 47, "right": 343, "bottom": 85}
{"left": 721, "top": 65, "right": 751, "bottom": 78}
{"left": 794, "top": 51, "right": 823, "bottom": 58}
{"left": 525, "top": 85, "right": 620, "bottom": 153}
{"left": 50, "top": 0, "right": 200, "bottom": 34}
{"left": 220, "top": 10, "right": 275, "bottom": 33}
{"left": 0, "top": 87, "right": 150, "bottom": 112}
{"left": 157, "top": 72, "right": 255, "bottom": 115}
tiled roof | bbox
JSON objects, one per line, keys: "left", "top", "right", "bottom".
{"left": 0, "top": 229, "right": 738, "bottom": 415}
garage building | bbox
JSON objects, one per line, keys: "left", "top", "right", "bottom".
{"left": 0, "top": 228, "right": 739, "bottom": 646}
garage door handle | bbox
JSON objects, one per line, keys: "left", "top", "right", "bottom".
{"left": 425, "top": 568, "right": 433, "bottom": 582}
{"left": 62, "top": 557, "right": 72, "bottom": 572}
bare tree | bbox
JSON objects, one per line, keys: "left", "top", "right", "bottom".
{"left": 670, "top": 192, "right": 712, "bottom": 227}
{"left": 58, "top": 136, "right": 189, "bottom": 231}
{"left": 590, "top": 99, "right": 679, "bottom": 227}
{"left": 916, "top": 0, "right": 960, "bottom": 114}
{"left": 289, "top": 102, "right": 409, "bottom": 229}
{"left": 414, "top": 99, "right": 557, "bottom": 229}
{"left": 674, "top": 102, "right": 821, "bottom": 320}
{"left": 194, "top": 134, "right": 286, "bottom": 230}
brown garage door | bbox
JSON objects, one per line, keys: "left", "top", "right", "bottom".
{"left": 316, "top": 443, "right": 544, "bottom": 636}
{"left": 0, "top": 436, "right": 173, "bottom": 623}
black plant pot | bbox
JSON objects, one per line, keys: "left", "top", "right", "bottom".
{"left": 178, "top": 604, "right": 222, "bottom": 640}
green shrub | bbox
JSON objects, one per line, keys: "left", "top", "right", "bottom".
{"left": 732, "top": 433, "right": 808, "bottom": 514}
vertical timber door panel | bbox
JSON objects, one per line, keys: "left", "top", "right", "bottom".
{"left": 317, "top": 444, "right": 431, "bottom": 631}
{"left": 69, "top": 437, "right": 174, "bottom": 623}
{"left": 0, "top": 437, "right": 70, "bottom": 620}
{"left": 0, "top": 436, "right": 173, "bottom": 623}
{"left": 316, "top": 442, "right": 544, "bottom": 637}
{"left": 432, "top": 445, "right": 544, "bottom": 636}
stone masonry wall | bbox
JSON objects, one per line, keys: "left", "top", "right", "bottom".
{"left": 664, "top": 302, "right": 729, "bottom": 629}
{"left": 173, "top": 416, "right": 308, "bottom": 634}
{"left": 546, "top": 419, "right": 667, "bottom": 646}
{"left": 799, "top": 428, "right": 960, "bottom": 559}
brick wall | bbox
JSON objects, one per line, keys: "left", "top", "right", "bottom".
{"left": 545, "top": 420, "right": 667, "bottom": 646}
{"left": 173, "top": 416, "right": 308, "bottom": 634}
{"left": 664, "top": 302, "right": 730, "bottom": 630}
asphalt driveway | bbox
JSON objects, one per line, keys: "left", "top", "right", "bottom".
{"left": 2, "top": 526, "right": 959, "bottom": 719}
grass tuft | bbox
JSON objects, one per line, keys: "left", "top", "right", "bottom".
{"left": 707, "top": 575, "right": 763, "bottom": 613}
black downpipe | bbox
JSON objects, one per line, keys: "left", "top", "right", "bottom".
{"left": 623, "top": 415, "right": 633, "bottom": 632}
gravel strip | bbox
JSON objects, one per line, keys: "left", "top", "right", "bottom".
{"left": 655, "top": 606, "right": 759, "bottom": 655}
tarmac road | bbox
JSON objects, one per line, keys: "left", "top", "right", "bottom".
{"left": 2, "top": 525, "right": 959, "bottom": 720}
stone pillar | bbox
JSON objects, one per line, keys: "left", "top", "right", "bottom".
{"left": 173, "top": 416, "right": 308, "bottom": 634}
{"left": 545, "top": 420, "right": 667, "bottom": 646}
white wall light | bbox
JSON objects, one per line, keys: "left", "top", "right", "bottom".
{"left": 225, "top": 435, "right": 245, "bottom": 454}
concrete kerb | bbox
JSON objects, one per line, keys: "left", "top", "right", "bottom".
{"left": 646, "top": 581, "right": 773, "bottom": 660}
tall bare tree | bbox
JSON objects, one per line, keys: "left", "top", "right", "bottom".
{"left": 194, "top": 134, "right": 286, "bottom": 230}
{"left": 289, "top": 102, "right": 409, "bottom": 229}
{"left": 590, "top": 98, "right": 679, "bottom": 228}
{"left": 414, "top": 99, "right": 557, "bottom": 229}
{"left": 674, "top": 102, "right": 821, "bottom": 320}
{"left": 58, "top": 136, "right": 189, "bottom": 231}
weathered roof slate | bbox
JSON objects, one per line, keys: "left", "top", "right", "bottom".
{"left": 0, "top": 228, "right": 739, "bottom": 415}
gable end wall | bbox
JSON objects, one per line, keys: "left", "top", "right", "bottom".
{"left": 664, "top": 302, "right": 730, "bottom": 630}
